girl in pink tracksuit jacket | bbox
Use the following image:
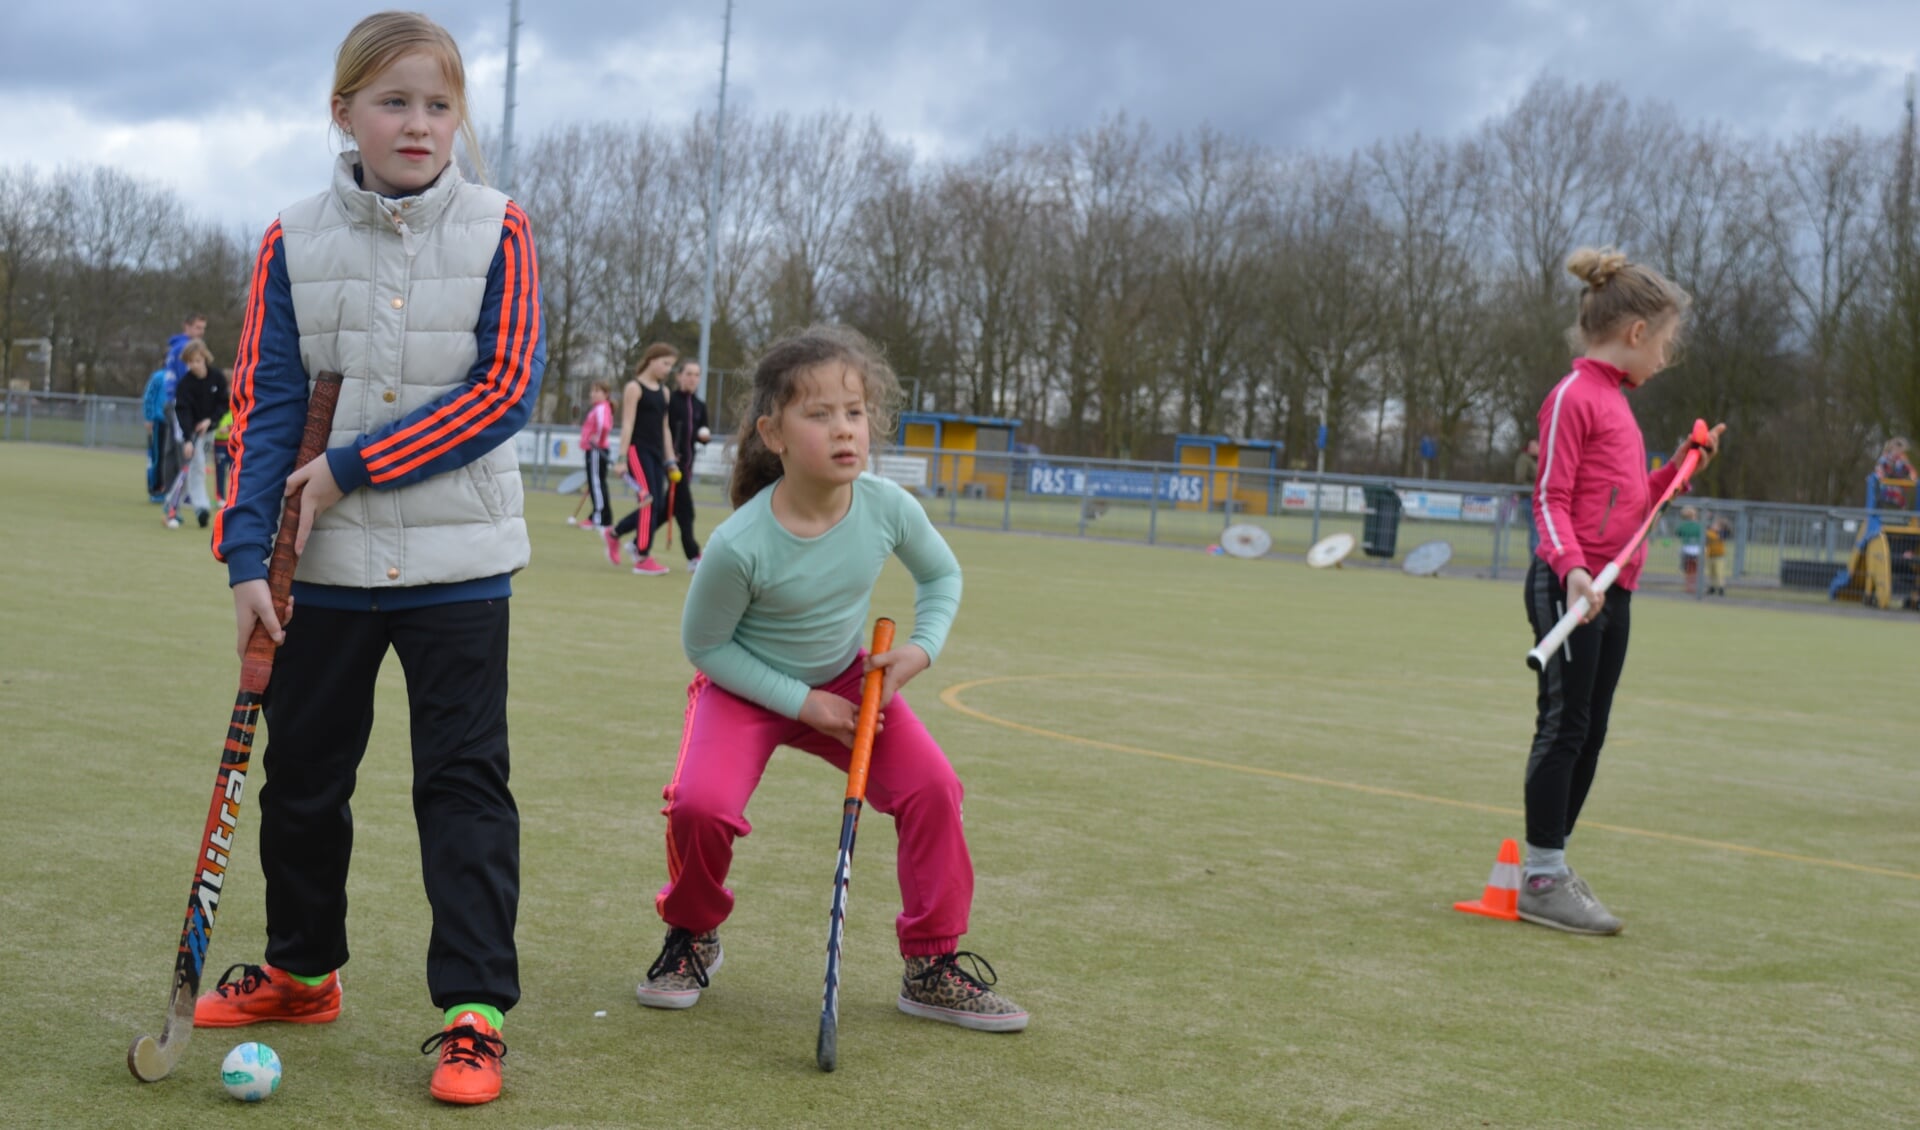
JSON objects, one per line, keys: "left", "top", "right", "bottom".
{"left": 1519, "top": 247, "right": 1724, "bottom": 936}
{"left": 579, "top": 381, "right": 615, "bottom": 530}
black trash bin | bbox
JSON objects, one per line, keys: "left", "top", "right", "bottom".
{"left": 1362, "top": 485, "right": 1402, "bottom": 558}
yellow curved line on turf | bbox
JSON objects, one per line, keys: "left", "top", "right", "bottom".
{"left": 938, "top": 674, "right": 1920, "bottom": 884}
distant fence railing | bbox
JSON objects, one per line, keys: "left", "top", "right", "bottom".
{"left": 10, "top": 389, "right": 1907, "bottom": 593}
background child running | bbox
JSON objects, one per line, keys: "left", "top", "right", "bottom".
{"left": 640, "top": 325, "right": 1027, "bottom": 1033}
{"left": 578, "top": 379, "right": 615, "bottom": 530}
{"left": 1524, "top": 247, "right": 1723, "bottom": 936}
{"left": 604, "top": 343, "right": 679, "bottom": 576}
{"left": 665, "top": 357, "right": 711, "bottom": 569}
{"left": 201, "top": 11, "right": 544, "bottom": 1106}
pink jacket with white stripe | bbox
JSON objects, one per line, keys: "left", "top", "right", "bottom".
{"left": 580, "top": 400, "right": 613, "bottom": 452}
{"left": 1532, "top": 357, "right": 1682, "bottom": 590}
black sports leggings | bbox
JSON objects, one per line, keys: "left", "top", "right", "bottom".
{"left": 613, "top": 447, "right": 669, "bottom": 553}
{"left": 1522, "top": 557, "right": 1632, "bottom": 851}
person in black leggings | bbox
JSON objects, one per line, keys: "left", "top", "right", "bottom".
{"left": 665, "top": 358, "right": 710, "bottom": 569}
{"left": 604, "top": 343, "right": 679, "bottom": 576}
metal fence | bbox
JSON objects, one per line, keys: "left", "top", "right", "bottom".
{"left": 873, "top": 447, "right": 1904, "bottom": 597}
{"left": 10, "top": 389, "right": 1908, "bottom": 596}
{"left": 2, "top": 390, "right": 150, "bottom": 450}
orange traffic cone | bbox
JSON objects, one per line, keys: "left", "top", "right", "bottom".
{"left": 1453, "top": 838, "right": 1521, "bottom": 921}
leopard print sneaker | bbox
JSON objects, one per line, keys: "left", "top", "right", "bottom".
{"left": 636, "top": 928, "right": 723, "bottom": 1009}
{"left": 898, "top": 952, "right": 1028, "bottom": 1032}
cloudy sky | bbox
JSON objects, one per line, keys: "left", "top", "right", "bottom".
{"left": 4, "top": 0, "right": 1918, "bottom": 235}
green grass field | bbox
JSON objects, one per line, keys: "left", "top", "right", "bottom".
{"left": 1, "top": 443, "right": 1916, "bottom": 1128}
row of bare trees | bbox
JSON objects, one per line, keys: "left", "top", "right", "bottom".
{"left": 5, "top": 77, "right": 1919, "bottom": 501}
{"left": 512, "top": 78, "right": 1920, "bottom": 502}
{"left": 0, "top": 166, "right": 248, "bottom": 396}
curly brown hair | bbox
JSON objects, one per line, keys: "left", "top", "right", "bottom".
{"left": 729, "top": 326, "right": 900, "bottom": 508}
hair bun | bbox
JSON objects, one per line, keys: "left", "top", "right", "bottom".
{"left": 1566, "top": 247, "right": 1629, "bottom": 289}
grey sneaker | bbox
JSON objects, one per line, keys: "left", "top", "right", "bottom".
{"left": 898, "top": 952, "right": 1029, "bottom": 1032}
{"left": 1518, "top": 872, "right": 1623, "bottom": 935}
{"left": 635, "top": 928, "right": 723, "bottom": 1009}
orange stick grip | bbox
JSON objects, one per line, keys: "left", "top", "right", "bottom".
{"left": 843, "top": 618, "right": 896, "bottom": 802}
{"left": 238, "top": 371, "right": 343, "bottom": 695}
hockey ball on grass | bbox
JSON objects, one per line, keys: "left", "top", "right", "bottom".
{"left": 221, "top": 1042, "right": 282, "bottom": 1102}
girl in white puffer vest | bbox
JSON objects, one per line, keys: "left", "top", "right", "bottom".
{"left": 205, "top": 11, "right": 543, "bottom": 1107}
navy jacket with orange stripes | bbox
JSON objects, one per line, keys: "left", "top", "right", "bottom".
{"left": 215, "top": 157, "right": 544, "bottom": 609}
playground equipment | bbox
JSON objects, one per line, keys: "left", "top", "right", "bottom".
{"left": 1829, "top": 473, "right": 1919, "bottom": 610}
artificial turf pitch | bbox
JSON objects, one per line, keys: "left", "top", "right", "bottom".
{"left": 0, "top": 443, "right": 1914, "bottom": 1128}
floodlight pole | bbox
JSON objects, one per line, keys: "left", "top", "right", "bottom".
{"left": 499, "top": 0, "right": 521, "bottom": 194}
{"left": 697, "top": 0, "right": 734, "bottom": 402}
{"left": 1311, "top": 349, "right": 1329, "bottom": 542}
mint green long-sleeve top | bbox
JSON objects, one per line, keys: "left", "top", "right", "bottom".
{"left": 681, "top": 473, "right": 962, "bottom": 718}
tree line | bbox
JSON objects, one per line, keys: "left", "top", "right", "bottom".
{"left": 4, "top": 76, "right": 1918, "bottom": 503}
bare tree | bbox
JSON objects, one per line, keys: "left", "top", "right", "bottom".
{"left": 936, "top": 140, "right": 1044, "bottom": 421}
{"left": 761, "top": 113, "right": 889, "bottom": 334}
{"left": 594, "top": 123, "right": 700, "bottom": 372}
{"left": 51, "top": 166, "right": 188, "bottom": 392}
{"left": 518, "top": 123, "right": 618, "bottom": 421}
{"left": 0, "top": 166, "right": 55, "bottom": 386}
{"left": 1158, "top": 127, "right": 1272, "bottom": 439}
{"left": 836, "top": 140, "right": 946, "bottom": 386}
{"left": 1267, "top": 154, "right": 1387, "bottom": 466}
{"left": 1763, "top": 129, "right": 1888, "bottom": 500}
{"left": 1368, "top": 133, "right": 1496, "bottom": 476}
{"left": 1037, "top": 117, "right": 1165, "bottom": 457}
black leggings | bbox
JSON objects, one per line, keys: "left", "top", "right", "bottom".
{"left": 613, "top": 447, "right": 669, "bottom": 553}
{"left": 669, "top": 471, "right": 701, "bottom": 559}
{"left": 1523, "top": 558, "right": 1632, "bottom": 851}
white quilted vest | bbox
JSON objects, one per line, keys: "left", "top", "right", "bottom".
{"left": 279, "top": 153, "right": 530, "bottom": 589}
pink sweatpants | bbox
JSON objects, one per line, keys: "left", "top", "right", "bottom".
{"left": 656, "top": 655, "right": 973, "bottom": 956}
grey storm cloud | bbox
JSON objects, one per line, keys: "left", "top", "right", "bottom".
{"left": 4, "top": 0, "right": 1918, "bottom": 222}
{"left": 6, "top": 1, "right": 1916, "bottom": 133}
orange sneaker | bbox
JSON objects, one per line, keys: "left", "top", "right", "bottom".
{"left": 423, "top": 1012, "right": 507, "bottom": 1105}
{"left": 193, "top": 963, "right": 342, "bottom": 1028}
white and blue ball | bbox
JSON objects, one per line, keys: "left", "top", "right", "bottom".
{"left": 221, "top": 1042, "right": 282, "bottom": 1102}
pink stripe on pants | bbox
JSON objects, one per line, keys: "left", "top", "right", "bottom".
{"left": 656, "top": 654, "right": 973, "bottom": 956}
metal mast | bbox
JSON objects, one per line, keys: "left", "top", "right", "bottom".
{"left": 697, "top": 0, "right": 734, "bottom": 401}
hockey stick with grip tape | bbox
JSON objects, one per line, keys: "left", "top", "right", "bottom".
{"left": 128, "top": 370, "right": 342, "bottom": 1082}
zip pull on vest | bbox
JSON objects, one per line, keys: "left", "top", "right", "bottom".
{"left": 388, "top": 209, "right": 423, "bottom": 258}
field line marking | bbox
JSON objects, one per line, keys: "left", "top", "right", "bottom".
{"left": 939, "top": 674, "right": 1920, "bottom": 884}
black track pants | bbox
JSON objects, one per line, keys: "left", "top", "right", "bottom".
{"left": 258, "top": 600, "right": 520, "bottom": 1012}
{"left": 1522, "top": 558, "right": 1632, "bottom": 851}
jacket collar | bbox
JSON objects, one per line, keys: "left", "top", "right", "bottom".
{"left": 1573, "top": 356, "right": 1630, "bottom": 390}
{"left": 330, "top": 149, "right": 463, "bottom": 235}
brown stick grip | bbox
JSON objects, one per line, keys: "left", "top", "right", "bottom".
{"left": 238, "top": 371, "right": 344, "bottom": 693}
